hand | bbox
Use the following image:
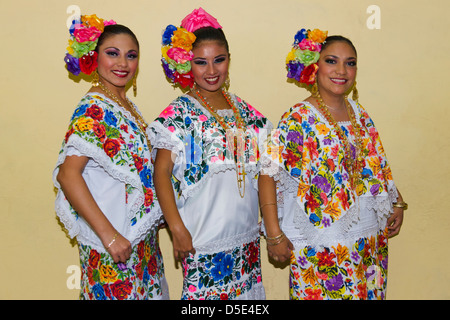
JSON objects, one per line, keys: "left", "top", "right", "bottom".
{"left": 105, "top": 233, "right": 132, "bottom": 263}
{"left": 387, "top": 206, "right": 404, "bottom": 238}
{"left": 171, "top": 225, "right": 196, "bottom": 260}
{"left": 267, "top": 237, "right": 294, "bottom": 263}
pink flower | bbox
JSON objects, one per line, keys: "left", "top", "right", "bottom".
{"left": 74, "top": 25, "right": 102, "bottom": 43}
{"left": 198, "top": 114, "right": 208, "bottom": 122}
{"left": 167, "top": 47, "right": 193, "bottom": 64}
{"left": 188, "top": 285, "right": 197, "bottom": 292}
{"left": 103, "top": 19, "right": 117, "bottom": 26}
{"left": 160, "top": 106, "right": 175, "bottom": 119}
{"left": 298, "top": 39, "right": 322, "bottom": 52}
{"left": 181, "top": 7, "right": 222, "bottom": 32}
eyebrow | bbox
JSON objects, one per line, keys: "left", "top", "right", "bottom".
{"left": 192, "top": 54, "right": 228, "bottom": 60}
{"left": 324, "top": 54, "right": 357, "bottom": 60}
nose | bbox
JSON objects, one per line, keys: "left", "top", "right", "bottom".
{"left": 206, "top": 61, "right": 216, "bottom": 75}
{"left": 335, "top": 62, "right": 347, "bottom": 75}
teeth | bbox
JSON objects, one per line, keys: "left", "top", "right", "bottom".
{"left": 331, "top": 78, "right": 346, "bottom": 83}
{"left": 206, "top": 77, "right": 218, "bottom": 82}
{"left": 113, "top": 71, "right": 128, "bottom": 75}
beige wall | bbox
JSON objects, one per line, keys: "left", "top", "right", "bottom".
{"left": 1, "top": 0, "right": 448, "bottom": 299}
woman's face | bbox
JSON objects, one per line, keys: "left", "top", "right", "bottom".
{"left": 316, "top": 41, "right": 357, "bottom": 98}
{"left": 96, "top": 33, "right": 139, "bottom": 89}
{"left": 191, "top": 40, "right": 230, "bottom": 94}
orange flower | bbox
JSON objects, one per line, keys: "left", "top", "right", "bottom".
{"left": 82, "top": 14, "right": 104, "bottom": 32}
{"left": 308, "top": 29, "right": 328, "bottom": 43}
{"left": 171, "top": 28, "right": 196, "bottom": 52}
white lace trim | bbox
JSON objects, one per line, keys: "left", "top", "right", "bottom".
{"left": 234, "top": 282, "right": 266, "bottom": 300}
{"left": 194, "top": 227, "right": 261, "bottom": 254}
{"left": 53, "top": 135, "right": 164, "bottom": 250}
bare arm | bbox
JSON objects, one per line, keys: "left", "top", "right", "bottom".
{"left": 153, "top": 149, "right": 195, "bottom": 260}
{"left": 56, "top": 155, "right": 131, "bottom": 263}
{"left": 387, "top": 189, "right": 405, "bottom": 238}
{"left": 258, "top": 174, "right": 293, "bottom": 262}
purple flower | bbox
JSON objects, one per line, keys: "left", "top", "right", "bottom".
{"left": 64, "top": 53, "right": 80, "bottom": 76}
{"left": 308, "top": 115, "right": 315, "bottom": 125}
{"left": 286, "top": 131, "right": 303, "bottom": 144}
{"left": 287, "top": 61, "right": 304, "bottom": 81}
{"left": 297, "top": 256, "right": 307, "bottom": 267}
{"left": 370, "top": 184, "right": 380, "bottom": 196}
{"left": 325, "top": 273, "right": 344, "bottom": 292}
{"left": 312, "top": 175, "right": 331, "bottom": 193}
{"left": 161, "top": 59, "right": 175, "bottom": 80}
{"left": 351, "top": 251, "right": 360, "bottom": 262}
{"left": 322, "top": 217, "right": 330, "bottom": 227}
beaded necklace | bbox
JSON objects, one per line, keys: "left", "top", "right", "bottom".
{"left": 97, "top": 81, "right": 152, "bottom": 151}
{"left": 191, "top": 87, "right": 247, "bottom": 198}
{"left": 313, "top": 91, "right": 365, "bottom": 192}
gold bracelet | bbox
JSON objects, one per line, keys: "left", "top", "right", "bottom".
{"left": 266, "top": 232, "right": 285, "bottom": 241}
{"left": 393, "top": 201, "right": 408, "bottom": 210}
{"left": 266, "top": 233, "right": 286, "bottom": 246}
{"left": 106, "top": 232, "right": 119, "bottom": 249}
{"left": 260, "top": 202, "right": 277, "bottom": 210}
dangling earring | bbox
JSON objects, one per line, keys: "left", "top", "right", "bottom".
{"left": 311, "top": 78, "right": 319, "bottom": 96}
{"left": 223, "top": 74, "right": 230, "bottom": 91}
{"left": 92, "top": 69, "right": 99, "bottom": 87}
{"left": 352, "top": 81, "right": 359, "bottom": 102}
{"left": 133, "top": 74, "right": 137, "bottom": 96}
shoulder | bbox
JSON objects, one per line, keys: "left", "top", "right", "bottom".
{"left": 279, "top": 101, "right": 313, "bottom": 124}
{"left": 231, "top": 93, "right": 271, "bottom": 128}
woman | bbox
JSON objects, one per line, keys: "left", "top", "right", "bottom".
{"left": 54, "top": 15, "right": 168, "bottom": 300}
{"left": 261, "top": 29, "right": 405, "bottom": 300}
{"left": 150, "top": 8, "right": 270, "bottom": 300}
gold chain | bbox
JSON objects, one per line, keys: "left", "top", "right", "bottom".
{"left": 97, "top": 81, "right": 152, "bottom": 151}
{"left": 313, "top": 91, "right": 365, "bottom": 192}
{"left": 191, "top": 87, "right": 247, "bottom": 198}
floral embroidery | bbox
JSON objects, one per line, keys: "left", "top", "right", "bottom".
{"left": 79, "top": 230, "right": 166, "bottom": 300}
{"left": 181, "top": 238, "right": 263, "bottom": 300}
{"left": 290, "top": 229, "right": 388, "bottom": 300}
{"left": 151, "top": 94, "right": 269, "bottom": 188}
{"left": 268, "top": 101, "right": 394, "bottom": 229}
{"left": 61, "top": 94, "right": 156, "bottom": 223}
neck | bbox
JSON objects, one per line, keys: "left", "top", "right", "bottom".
{"left": 318, "top": 89, "right": 346, "bottom": 109}
{"left": 99, "top": 80, "right": 127, "bottom": 101}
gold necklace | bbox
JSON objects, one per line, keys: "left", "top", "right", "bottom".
{"left": 191, "top": 87, "right": 247, "bottom": 198}
{"left": 313, "top": 91, "right": 365, "bottom": 193}
{"left": 97, "top": 81, "right": 152, "bottom": 151}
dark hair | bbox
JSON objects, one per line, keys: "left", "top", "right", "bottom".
{"left": 192, "top": 27, "right": 229, "bottom": 52}
{"left": 322, "top": 35, "right": 357, "bottom": 57}
{"left": 96, "top": 24, "right": 140, "bottom": 51}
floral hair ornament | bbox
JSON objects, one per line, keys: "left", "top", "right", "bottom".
{"left": 161, "top": 7, "right": 222, "bottom": 89}
{"left": 64, "top": 14, "right": 116, "bottom": 76}
{"left": 286, "top": 28, "right": 328, "bottom": 88}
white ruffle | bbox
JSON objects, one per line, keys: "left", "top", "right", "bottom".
{"left": 53, "top": 132, "right": 164, "bottom": 251}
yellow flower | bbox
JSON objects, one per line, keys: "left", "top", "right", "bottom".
{"left": 308, "top": 29, "right": 328, "bottom": 43}
{"left": 316, "top": 123, "right": 330, "bottom": 135}
{"left": 82, "top": 14, "right": 104, "bottom": 32}
{"left": 99, "top": 265, "right": 118, "bottom": 283}
{"left": 74, "top": 117, "right": 94, "bottom": 132}
{"left": 286, "top": 48, "right": 297, "bottom": 64}
{"left": 161, "top": 45, "right": 170, "bottom": 60}
{"left": 67, "top": 39, "right": 74, "bottom": 55}
{"left": 171, "top": 28, "right": 196, "bottom": 52}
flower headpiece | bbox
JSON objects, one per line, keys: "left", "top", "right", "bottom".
{"left": 286, "top": 28, "right": 328, "bottom": 87}
{"left": 64, "top": 14, "right": 116, "bottom": 76}
{"left": 161, "top": 7, "right": 222, "bottom": 88}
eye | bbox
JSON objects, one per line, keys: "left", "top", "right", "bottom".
{"left": 105, "top": 50, "right": 118, "bottom": 57}
{"left": 324, "top": 58, "right": 336, "bottom": 64}
{"left": 214, "top": 56, "right": 226, "bottom": 63}
{"left": 127, "top": 52, "right": 138, "bottom": 60}
{"left": 192, "top": 60, "right": 207, "bottom": 66}
{"left": 347, "top": 60, "right": 357, "bottom": 67}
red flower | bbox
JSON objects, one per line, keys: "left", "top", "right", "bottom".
{"left": 147, "top": 255, "right": 158, "bottom": 276}
{"left": 336, "top": 188, "right": 350, "bottom": 210}
{"left": 110, "top": 279, "right": 133, "bottom": 300}
{"left": 79, "top": 51, "right": 98, "bottom": 75}
{"left": 282, "top": 149, "right": 300, "bottom": 168}
{"left": 300, "top": 64, "right": 318, "bottom": 85}
{"left": 144, "top": 187, "right": 154, "bottom": 207}
{"left": 133, "top": 153, "right": 144, "bottom": 172}
{"left": 137, "top": 241, "right": 145, "bottom": 260}
{"left": 246, "top": 242, "right": 259, "bottom": 266}
{"left": 317, "top": 249, "right": 336, "bottom": 268}
{"left": 103, "top": 138, "right": 121, "bottom": 158}
{"left": 88, "top": 250, "right": 101, "bottom": 269}
{"left": 65, "top": 127, "right": 74, "bottom": 143}
{"left": 220, "top": 292, "right": 228, "bottom": 300}
{"left": 85, "top": 104, "right": 104, "bottom": 121}
{"left": 174, "top": 71, "right": 195, "bottom": 88}
{"left": 305, "top": 192, "right": 320, "bottom": 212}
{"left": 93, "top": 122, "right": 106, "bottom": 142}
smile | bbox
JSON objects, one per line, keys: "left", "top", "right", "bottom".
{"left": 205, "top": 76, "right": 219, "bottom": 85}
{"left": 330, "top": 78, "right": 347, "bottom": 85}
{"left": 113, "top": 70, "right": 129, "bottom": 78}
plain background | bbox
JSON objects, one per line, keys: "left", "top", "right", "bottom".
{"left": 1, "top": 0, "right": 449, "bottom": 299}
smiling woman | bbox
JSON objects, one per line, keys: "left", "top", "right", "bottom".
{"left": 54, "top": 16, "right": 168, "bottom": 300}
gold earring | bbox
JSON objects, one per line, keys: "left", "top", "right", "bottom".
{"left": 92, "top": 70, "right": 99, "bottom": 87}
{"left": 352, "top": 81, "right": 359, "bottom": 102}
{"left": 133, "top": 74, "right": 137, "bottom": 96}
{"left": 311, "top": 79, "right": 319, "bottom": 96}
{"left": 223, "top": 74, "right": 230, "bottom": 91}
